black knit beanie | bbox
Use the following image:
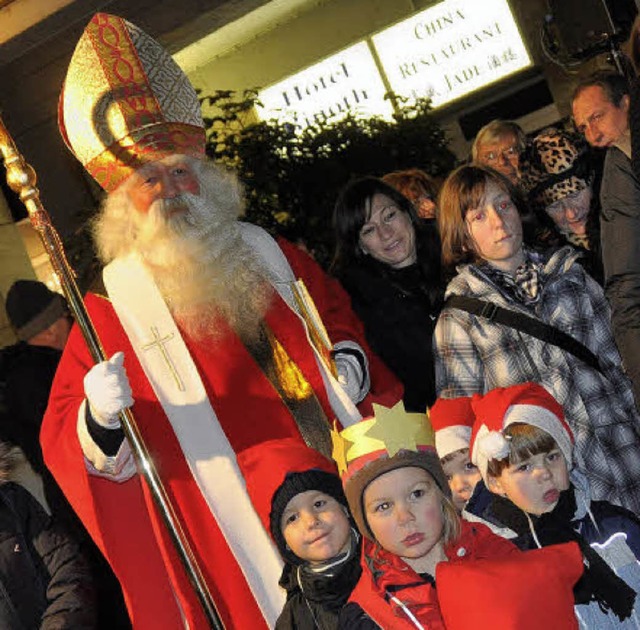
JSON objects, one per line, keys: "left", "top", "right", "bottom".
{"left": 5, "top": 280, "right": 68, "bottom": 341}
{"left": 269, "top": 469, "right": 349, "bottom": 565}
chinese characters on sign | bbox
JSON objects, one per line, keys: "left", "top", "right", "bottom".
{"left": 258, "top": 0, "right": 532, "bottom": 127}
{"left": 372, "top": 0, "right": 531, "bottom": 107}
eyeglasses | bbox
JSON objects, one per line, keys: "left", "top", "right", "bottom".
{"left": 481, "top": 146, "right": 519, "bottom": 164}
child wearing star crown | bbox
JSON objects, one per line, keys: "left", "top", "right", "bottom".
{"left": 334, "top": 400, "right": 583, "bottom": 629}
{"left": 466, "top": 382, "right": 640, "bottom": 627}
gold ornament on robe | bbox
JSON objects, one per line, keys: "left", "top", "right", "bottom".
{"left": 263, "top": 325, "right": 313, "bottom": 401}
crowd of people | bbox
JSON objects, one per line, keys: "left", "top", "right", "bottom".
{"left": 4, "top": 9, "right": 640, "bottom": 630}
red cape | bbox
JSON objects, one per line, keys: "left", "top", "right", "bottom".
{"left": 42, "top": 239, "right": 401, "bottom": 629}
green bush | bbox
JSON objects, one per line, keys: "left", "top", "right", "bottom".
{"left": 201, "top": 89, "right": 456, "bottom": 268}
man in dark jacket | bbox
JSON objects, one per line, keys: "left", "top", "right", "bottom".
{"left": 1, "top": 280, "right": 72, "bottom": 507}
{"left": 571, "top": 71, "right": 640, "bottom": 409}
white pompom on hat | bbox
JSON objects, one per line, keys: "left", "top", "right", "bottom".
{"left": 469, "top": 382, "right": 574, "bottom": 482}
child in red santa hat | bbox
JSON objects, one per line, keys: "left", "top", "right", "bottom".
{"left": 238, "top": 437, "right": 360, "bottom": 630}
{"left": 468, "top": 381, "right": 640, "bottom": 627}
{"left": 334, "top": 400, "right": 582, "bottom": 630}
{"left": 430, "top": 396, "right": 481, "bottom": 512}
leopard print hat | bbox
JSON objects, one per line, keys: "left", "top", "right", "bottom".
{"left": 520, "top": 128, "right": 593, "bottom": 210}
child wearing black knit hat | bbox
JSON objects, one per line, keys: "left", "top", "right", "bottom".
{"left": 238, "top": 437, "right": 361, "bottom": 630}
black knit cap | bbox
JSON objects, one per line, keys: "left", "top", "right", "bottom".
{"left": 269, "top": 468, "right": 349, "bottom": 565}
{"left": 5, "top": 280, "right": 69, "bottom": 341}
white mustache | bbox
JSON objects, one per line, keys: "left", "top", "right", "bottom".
{"left": 147, "top": 194, "right": 206, "bottom": 230}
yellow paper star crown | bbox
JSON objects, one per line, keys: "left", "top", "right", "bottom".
{"left": 330, "top": 400, "right": 435, "bottom": 476}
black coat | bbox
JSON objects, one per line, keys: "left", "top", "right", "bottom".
{"left": 0, "top": 343, "right": 131, "bottom": 629}
{"left": 275, "top": 553, "right": 361, "bottom": 630}
{"left": 0, "top": 482, "right": 95, "bottom": 629}
{"left": 339, "top": 261, "right": 442, "bottom": 412}
{"left": 0, "top": 343, "right": 60, "bottom": 475}
{"left": 0, "top": 343, "right": 84, "bottom": 536}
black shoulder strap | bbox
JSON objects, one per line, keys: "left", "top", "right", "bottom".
{"left": 444, "top": 295, "right": 603, "bottom": 374}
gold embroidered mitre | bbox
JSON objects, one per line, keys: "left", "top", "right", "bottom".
{"left": 58, "top": 13, "right": 206, "bottom": 191}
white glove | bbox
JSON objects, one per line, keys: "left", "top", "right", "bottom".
{"left": 83, "top": 351, "right": 134, "bottom": 428}
{"left": 333, "top": 341, "right": 370, "bottom": 404}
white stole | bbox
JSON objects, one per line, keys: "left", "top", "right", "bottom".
{"left": 103, "top": 223, "right": 361, "bottom": 627}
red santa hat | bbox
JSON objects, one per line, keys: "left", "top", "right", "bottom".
{"left": 430, "top": 396, "right": 475, "bottom": 459}
{"left": 236, "top": 437, "right": 346, "bottom": 565}
{"left": 469, "top": 382, "right": 574, "bottom": 482}
{"left": 58, "top": 13, "right": 206, "bottom": 192}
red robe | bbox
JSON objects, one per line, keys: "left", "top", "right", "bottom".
{"left": 41, "top": 239, "right": 401, "bottom": 629}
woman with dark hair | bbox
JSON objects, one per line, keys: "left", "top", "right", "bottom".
{"left": 331, "top": 176, "right": 445, "bottom": 412}
{"left": 434, "top": 163, "right": 640, "bottom": 514}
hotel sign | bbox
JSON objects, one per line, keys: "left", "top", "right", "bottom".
{"left": 258, "top": 0, "right": 531, "bottom": 126}
{"left": 258, "top": 42, "right": 393, "bottom": 126}
{"left": 372, "top": 0, "right": 532, "bottom": 108}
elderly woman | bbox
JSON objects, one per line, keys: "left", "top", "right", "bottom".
{"left": 434, "top": 163, "right": 640, "bottom": 514}
{"left": 382, "top": 168, "right": 439, "bottom": 219}
{"left": 472, "top": 119, "right": 526, "bottom": 184}
{"left": 331, "top": 177, "right": 445, "bottom": 412}
{"left": 520, "top": 127, "right": 603, "bottom": 283}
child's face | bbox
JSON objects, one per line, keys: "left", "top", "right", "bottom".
{"left": 364, "top": 466, "right": 445, "bottom": 573}
{"left": 465, "top": 180, "right": 524, "bottom": 274}
{"left": 488, "top": 448, "right": 570, "bottom": 515}
{"left": 281, "top": 490, "right": 351, "bottom": 564}
{"left": 441, "top": 449, "right": 482, "bottom": 512}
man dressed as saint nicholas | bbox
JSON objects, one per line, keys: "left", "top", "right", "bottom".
{"left": 42, "top": 13, "right": 402, "bottom": 630}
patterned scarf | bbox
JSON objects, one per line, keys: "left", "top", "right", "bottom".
{"left": 302, "top": 527, "right": 360, "bottom": 580}
{"left": 480, "top": 248, "right": 545, "bottom": 306}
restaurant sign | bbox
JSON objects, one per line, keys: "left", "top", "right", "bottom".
{"left": 372, "top": 0, "right": 532, "bottom": 108}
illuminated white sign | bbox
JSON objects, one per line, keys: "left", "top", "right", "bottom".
{"left": 372, "top": 0, "right": 532, "bottom": 108}
{"left": 258, "top": 42, "right": 393, "bottom": 126}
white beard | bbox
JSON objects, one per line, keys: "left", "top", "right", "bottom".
{"left": 94, "top": 161, "right": 273, "bottom": 342}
